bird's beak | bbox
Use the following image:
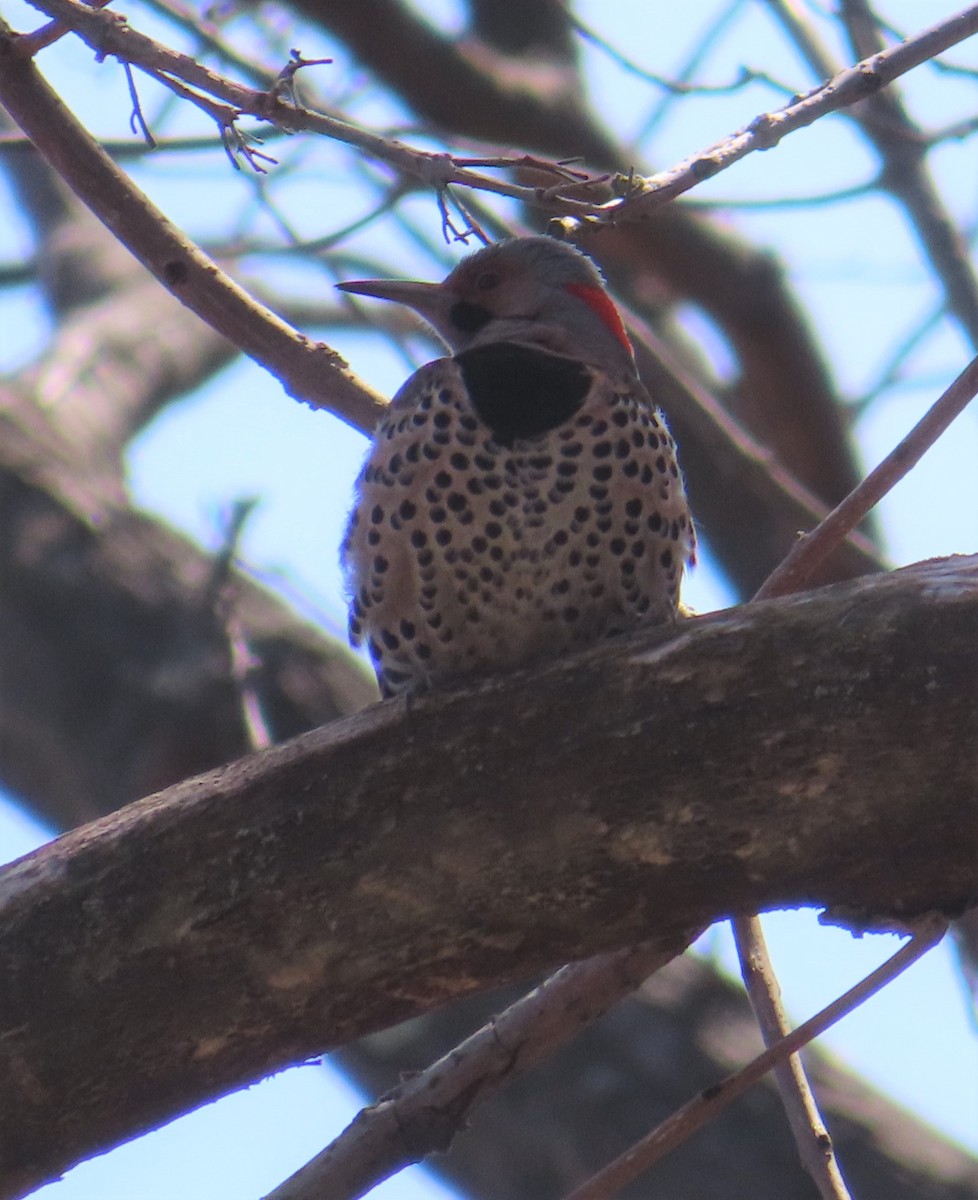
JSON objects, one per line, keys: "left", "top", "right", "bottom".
{"left": 336, "top": 277, "right": 447, "bottom": 318}
{"left": 337, "top": 277, "right": 459, "bottom": 348}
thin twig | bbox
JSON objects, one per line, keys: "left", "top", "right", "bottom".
{"left": 579, "top": 4, "right": 978, "bottom": 225}
{"left": 122, "top": 59, "right": 156, "bottom": 148}
{"left": 849, "top": 303, "right": 948, "bottom": 415}
{"left": 561, "top": 920, "right": 946, "bottom": 1200}
{"left": 11, "top": 0, "right": 978, "bottom": 226}
{"left": 732, "top": 915, "right": 851, "bottom": 1199}
{"left": 767, "top": 0, "right": 978, "bottom": 349}
{"left": 754, "top": 350, "right": 978, "bottom": 600}
{"left": 0, "top": 16, "right": 387, "bottom": 433}
{"left": 209, "top": 498, "right": 275, "bottom": 752}
{"left": 569, "top": 2, "right": 766, "bottom": 97}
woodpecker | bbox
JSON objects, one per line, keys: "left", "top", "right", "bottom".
{"left": 339, "top": 236, "right": 694, "bottom": 697}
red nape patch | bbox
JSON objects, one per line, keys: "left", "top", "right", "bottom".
{"left": 564, "top": 282, "right": 632, "bottom": 353}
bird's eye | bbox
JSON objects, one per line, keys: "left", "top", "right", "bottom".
{"left": 476, "top": 271, "right": 500, "bottom": 291}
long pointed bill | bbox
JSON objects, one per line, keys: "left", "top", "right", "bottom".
{"left": 337, "top": 276, "right": 458, "bottom": 348}
{"left": 336, "top": 277, "right": 446, "bottom": 315}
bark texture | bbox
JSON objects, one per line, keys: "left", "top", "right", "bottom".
{"left": 1, "top": 555, "right": 976, "bottom": 1196}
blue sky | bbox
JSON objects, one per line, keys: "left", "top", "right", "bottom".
{"left": 1, "top": 1, "right": 977, "bottom": 1196}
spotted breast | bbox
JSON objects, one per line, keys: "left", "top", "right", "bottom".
{"left": 339, "top": 237, "right": 695, "bottom": 696}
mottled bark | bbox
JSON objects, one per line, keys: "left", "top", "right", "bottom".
{"left": 1, "top": 555, "right": 975, "bottom": 1197}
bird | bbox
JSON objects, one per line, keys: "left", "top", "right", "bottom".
{"left": 338, "top": 235, "right": 695, "bottom": 697}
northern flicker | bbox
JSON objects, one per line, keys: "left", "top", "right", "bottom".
{"left": 339, "top": 236, "right": 695, "bottom": 697}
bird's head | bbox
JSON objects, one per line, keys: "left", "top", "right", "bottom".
{"left": 337, "top": 236, "right": 636, "bottom": 374}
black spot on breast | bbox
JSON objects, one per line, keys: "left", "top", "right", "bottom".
{"left": 455, "top": 343, "right": 592, "bottom": 447}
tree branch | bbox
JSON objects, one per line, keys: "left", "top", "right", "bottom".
{"left": 1, "top": 554, "right": 976, "bottom": 1197}
{"left": 0, "top": 435, "right": 375, "bottom": 824}
{"left": 13, "top": 0, "right": 978, "bottom": 227}
{"left": 563, "top": 923, "right": 947, "bottom": 1200}
{"left": 771, "top": 0, "right": 978, "bottom": 349}
{"left": 0, "top": 19, "right": 386, "bottom": 432}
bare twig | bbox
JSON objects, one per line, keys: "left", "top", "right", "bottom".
{"left": 262, "top": 936, "right": 700, "bottom": 1200}
{"left": 767, "top": 0, "right": 978, "bottom": 349}
{"left": 269, "top": 48, "right": 334, "bottom": 107}
{"left": 0, "top": 15, "right": 387, "bottom": 432}
{"left": 209, "top": 498, "right": 276, "bottom": 752}
{"left": 122, "top": 59, "right": 156, "bottom": 148}
{"left": 562, "top": 920, "right": 947, "bottom": 1200}
{"left": 571, "top": 4, "right": 978, "bottom": 226}
{"left": 733, "top": 915, "right": 851, "bottom": 1199}
{"left": 11, "top": 0, "right": 978, "bottom": 225}
{"left": 754, "top": 350, "right": 978, "bottom": 599}
{"left": 850, "top": 303, "right": 947, "bottom": 413}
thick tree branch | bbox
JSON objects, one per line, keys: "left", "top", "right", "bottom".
{"left": 1, "top": 555, "right": 976, "bottom": 1197}
{"left": 0, "top": 442, "right": 375, "bottom": 824}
